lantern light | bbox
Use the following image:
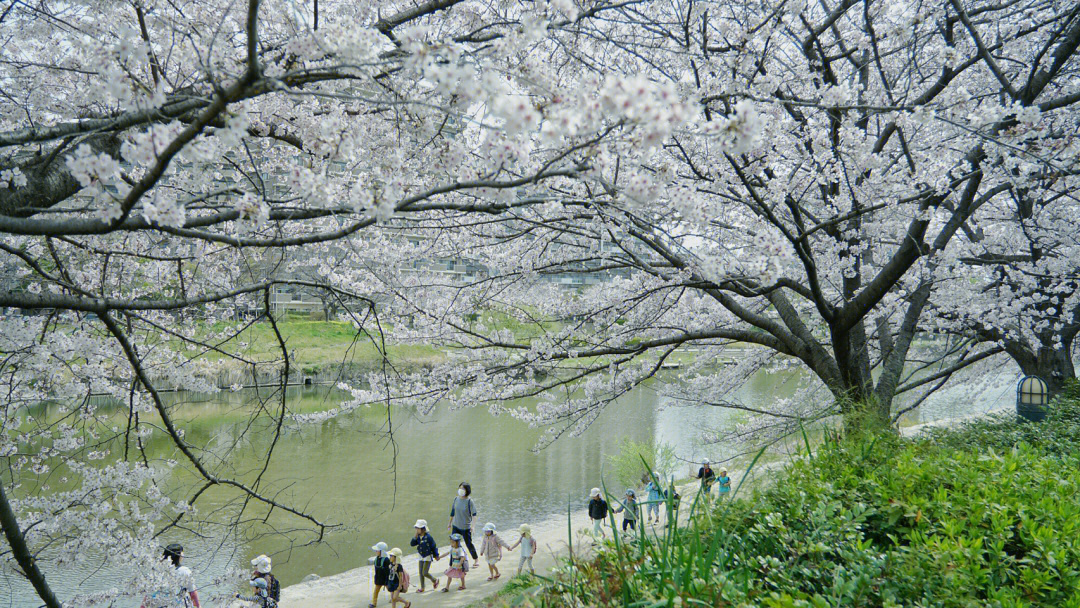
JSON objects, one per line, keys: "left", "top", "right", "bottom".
{"left": 1016, "top": 375, "right": 1049, "bottom": 422}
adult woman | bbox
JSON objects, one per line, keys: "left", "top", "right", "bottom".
{"left": 142, "top": 543, "right": 200, "bottom": 608}
{"left": 448, "top": 482, "right": 479, "bottom": 567}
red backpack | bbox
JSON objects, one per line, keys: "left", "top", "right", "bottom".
{"left": 400, "top": 568, "right": 411, "bottom": 593}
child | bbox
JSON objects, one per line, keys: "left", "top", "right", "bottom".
{"left": 509, "top": 524, "right": 536, "bottom": 575}
{"left": 588, "top": 488, "right": 608, "bottom": 538}
{"left": 439, "top": 533, "right": 469, "bottom": 592}
{"left": 696, "top": 459, "right": 716, "bottom": 501}
{"left": 386, "top": 548, "right": 411, "bottom": 608}
{"left": 479, "top": 522, "right": 511, "bottom": 581}
{"left": 613, "top": 489, "right": 639, "bottom": 532}
{"left": 369, "top": 541, "right": 391, "bottom": 607}
{"left": 644, "top": 478, "right": 663, "bottom": 524}
{"left": 234, "top": 577, "right": 277, "bottom": 608}
{"left": 409, "top": 519, "right": 440, "bottom": 592}
{"left": 250, "top": 554, "right": 279, "bottom": 606}
{"left": 717, "top": 469, "right": 731, "bottom": 500}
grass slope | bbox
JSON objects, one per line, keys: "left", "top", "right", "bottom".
{"left": 501, "top": 383, "right": 1080, "bottom": 608}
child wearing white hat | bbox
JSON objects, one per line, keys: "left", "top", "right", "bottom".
{"left": 696, "top": 459, "right": 716, "bottom": 501}
{"left": 438, "top": 533, "right": 469, "bottom": 592}
{"left": 369, "top": 541, "right": 391, "bottom": 607}
{"left": 386, "top": 548, "right": 411, "bottom": 608}
{"left": 249, "top": 554, "right": 278, "bottom": 605}
{"left": 588, "top": 488, "right": 609, "bottom": 538}
{"left": 479, "top": 522, "right": 511, "bottom": 581}
{"left": 509, "top": 524, "right": 536, "bottom": 575}
{"left": 410, "top": 519, "right": 440, "bottom": 592}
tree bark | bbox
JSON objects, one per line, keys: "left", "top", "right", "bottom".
{"left": 1008, "top": 340, "right": 1077, "bottom": 401}
{"left": 0, "top": 481, "right": 63, "bottom": 608}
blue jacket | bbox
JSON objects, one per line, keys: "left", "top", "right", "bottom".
{"left": 410, "top": 532, "right": 438, "bottom": 559}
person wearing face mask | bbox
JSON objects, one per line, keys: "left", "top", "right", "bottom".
{"left": 448, "top": 482, "right": 479, "bottom": 567}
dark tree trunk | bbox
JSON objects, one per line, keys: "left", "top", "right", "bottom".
{"left": 830, "top": 324, "right": 891, "bottom": 432}
{"left": 1008, "top": 340, "right": 1076, "bottom": 402}
{"left": 0, "top": 482, "right": 62, "bottom": 608}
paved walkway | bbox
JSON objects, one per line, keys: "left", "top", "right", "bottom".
{"left": 279, "top": 481, "right": 717, "bottom": 608}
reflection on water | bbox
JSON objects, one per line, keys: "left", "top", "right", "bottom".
{"left": 2, "top": 362, "right": 1019, "bottom": 606}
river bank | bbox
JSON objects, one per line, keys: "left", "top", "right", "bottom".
{"left": 280, "top": 404, "right": 1023, "bottom": 608}
{"left": 279, "top": 477, "right": 743, "bottom": 608}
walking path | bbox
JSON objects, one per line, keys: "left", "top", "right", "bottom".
{"left": 280, "top": 478, "right": 731, "bottom": 608}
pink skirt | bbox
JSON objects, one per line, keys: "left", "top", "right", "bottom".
{"left": 444, "top": 567, "right": 466, "bottom": 580}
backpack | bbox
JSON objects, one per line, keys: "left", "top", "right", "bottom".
{"left": 264, "top": 574, "right": 280, "bottom": 603}
{"left": 400, "top": 568, "right": 411, "bottom": 592}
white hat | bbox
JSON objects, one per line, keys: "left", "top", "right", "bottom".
{"left": 482, "top": 522, "right": 496, "bottom": 533}
{"left": 251, "top": 554, "right": 272, "bottom": 573}
{"left": 389, "top": 547, "right": 403, "bottom": 558}
{"left": 371, "top": 541, "right": 389, "bottom": 553}
{"left": 414, "top": 519, "right": 428, "bottom": 529}
{"left": 703, "top": 458, "right": 710, "bottom": 465}
{"left": 519, "top": 524, "right": 532, "bottom": 534}
{"left": 589, "top": 487, "right": 601, "bottom": 497}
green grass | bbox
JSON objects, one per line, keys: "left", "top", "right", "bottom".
{"left": 181, "top": 319, "right": 446, "bottom": 373}
{"left": 497, "top": 382, "right": 1080, "bottom": 608}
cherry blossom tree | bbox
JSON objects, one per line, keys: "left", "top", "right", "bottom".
{"left": 2, "top": 0, "right": 1078, "bottom": 604}
{"left": 937, "top": 178, "right": 1080, "bottom": 398}
{"left": 0, "top": 0, "right": 653, "bottom": 604}
{"left": 365, "top": 0, "right": 1080, "bottom": 445}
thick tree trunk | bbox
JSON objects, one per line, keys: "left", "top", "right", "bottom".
{"left": 830, "top": 324, "right": 892, "bottom": 433}
{"left": 1010, "top": 341, "right": 1076, "bottom": 401}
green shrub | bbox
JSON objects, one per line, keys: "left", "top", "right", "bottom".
{"left": 605, "top": 437, "right": 677, "bottom": 489}
{"left": 508, "top": 391, "right": 1080, "bottom": 607}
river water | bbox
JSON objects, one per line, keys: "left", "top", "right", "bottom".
{"left": 1, "top": 365, "right": 1017, "bottom": 607}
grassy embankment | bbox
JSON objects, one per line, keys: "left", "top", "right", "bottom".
{"left": 487, "top": 382, "right": 1080, "bottom": 608}
{"left": 196, "top": 311, "right": 718, "bottom": 375}
{"left": 199, "top": 316, "right": 445, "bottom": 374}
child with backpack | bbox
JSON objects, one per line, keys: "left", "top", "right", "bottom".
{"left": 386, "top": 548, "right": 412, "bottom": 608}
{"left": 479, "top": 522, "right": 511, "bottom": 580}
{"left": 613, "top": 489, "right": 639, "bottom": 532}
{"left": 249, "top": 555, "right": 280, "bottom": 605}
{"left": 439, "top": 533, "right": 469, "bottom": 591}
{"left": 509, "top": 524, "right": 537, "bottom": 575}
{"left": 234, "top": 577, "right": 277, "bottom": 608}
{"left": 644, "top": 478, "right": 663, "bottom": 524}
{"left": 588, "top": 488, "right": 609, "bottom": 538}
{"left": 369, "top": 541, "right": 392, "bottom": 607}
{"left": 410, "top": 519, "right": 440, "bottom": 592}
{"left": 717, "top": 469, "right": 732, "bottom": 500}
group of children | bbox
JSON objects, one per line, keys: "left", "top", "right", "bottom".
{"left": 586, "top": 461, "right": 732, "bottom": 537}
{"left": 362, "top": 481, "right": 538, "bottom": 607}
{"left": 167, "top": 471, "right": 731, "bottom": 608}
{"left": 368, "top": 519, "right": 537, "bottom": 607}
